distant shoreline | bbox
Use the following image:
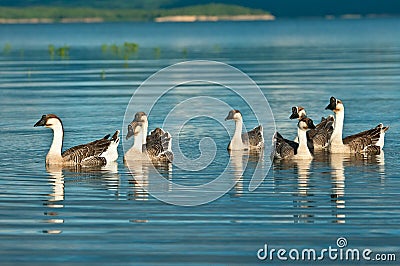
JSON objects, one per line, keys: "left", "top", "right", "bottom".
{"left": 0, "top": 15, "right": 276, "bottom": 24}
{"left": 0, "top": 13, "right": 398, "bottom": 24}
{"left": 0, "top": 17, "right": 105, "bottom": 24}
{"left": 0, "top": 4, "right": 272, "bottom": 24}
{"left": 155, "top": 14, "right": 275, "bottom": 22}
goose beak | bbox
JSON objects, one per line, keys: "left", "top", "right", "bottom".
{"left": 34, "top": 115, "right": 47, "bottom": 127}
{"left": 126, "top": 124, "right": 134, "bottom": 140}
{"left": 289, "top": 107, "right": 299, "bottom": 119}
{"left": 225, "top": 112, "right": 233, "bottom": 121}
{"left": 325, "top": 96, "right": 336, "bottom": 110}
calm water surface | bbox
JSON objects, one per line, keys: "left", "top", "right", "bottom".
{"left": 0, "top": 19, "right": 400, "bottom": 265}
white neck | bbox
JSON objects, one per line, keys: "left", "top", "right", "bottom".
{"left": 297, "top": 127, "right": 312, "bottom": 157}
{"left": 142, "top": 121, "right": 148, "bottom": 145}
{"left": 331, "top": 109, "right": 344, "bottom": 145}
{"left": 230, "top": 119, "right": 244, "bottom": 150}
{"left": 132, "top": 128, "right": 145, "bottom": 153}
{"left": 46, "top": 122, "right": 63, "bottom": 163}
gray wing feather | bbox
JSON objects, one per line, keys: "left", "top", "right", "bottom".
{"left": 62, "top": 136, "right": 112, "bottom": 165}
{"left": 243, "top": 125, "right": 264, "bottom": 148}
{"left": 343, "top": 124, "right": 384, "bottom": 153}
{"left": 145, "top": 128, "right": 173, "bottom": 162}
{"left": 273, "top": 132, "right": 298, "bottom": 159}
{"left": 307, "top": 116, "right": 334, "bottom": 148}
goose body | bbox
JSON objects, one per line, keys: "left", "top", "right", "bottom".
{"left": 272, "top": 117, "right": 316, "bottom": 160}
{"left": 290, "top": 106, "right": 334, "bottom": 150}
{"left": 34, "top": 114, "right": 119, "bottom": 166}
{"left": 225, "top": 110, "right": 264, "bottom": 151}
{"left": 325, "top": 97, "right": 389, "bottom": 154}
{"left": 125, "top": 112, "right": 173, "bottom": 163}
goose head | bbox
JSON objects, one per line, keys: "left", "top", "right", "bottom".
{"left": 298, "top": 117, "right": 316, "bottom": 131}
{"left": 134, "top": 112, "right": 148, "bottom": 123}
{"left": 325, "top": 96, "right": 344, "bottom": 113}
{"left": 289, "top": 106, "right": 307, "bottom": 120}
{"left": 126, "top": 121, "right": 143, "bottom": 140}
{"left": 34, "top": 114, "right": 63, "bottom": 130}
{"left": 225, "top": 110, "right": 242, "bottom": 121}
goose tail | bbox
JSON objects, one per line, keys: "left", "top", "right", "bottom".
{"left": 102, "top": 130, "right": 120, "bottom": 164}
{"left": 111, "top": 130, "right": 120, "bottom": 144}
{"left": 159, "top": 131, "right": 173, "bottom": 162}
{"left": 377, "top": 124, "right": 389, "bottom": 149}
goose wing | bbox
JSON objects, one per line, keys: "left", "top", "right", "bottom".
{"left": 307, "top": 116, "right": 334, "bottom": 148}
{"left": 145, "top": 128, "right": 173, "bottom": 162}
{"left": 343, "top": 124, "right": 386, "bottom": 153}
{"left": 62, "top": 134, "right": 113, "bottom": 165}
{"left": 273, "top": 132, "right": 298, "bottom": 159}
{"left": 242, "top": 125, "right": 264, "bottom": 148}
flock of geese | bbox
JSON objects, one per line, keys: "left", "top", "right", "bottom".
{"left": 34, "top": 96, "right": 389, "bottom": 167}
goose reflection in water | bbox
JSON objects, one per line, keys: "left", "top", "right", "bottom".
{"left": 43, "top": 164, "right": 65, "bottom": 235}
{"left": 272, "top": 157, "right": 315, "bottom": 223}
{"left": 43, "top": 162, "right": 120, "bottom": 234}
{"left": 228, "top": 150, "right": 246, "bottom": 197}
{"left": 274, "top": 158, "right": 315, "bottom": 224}
{"left": 329, "top": 152, "right": 386, "bottom": 224}
{"left": 228, "top": 149, "right": 264, "bottom": 198}
{"left": 294, "top": 158, "right": 314, "bottom": 223}
{"left": 124, "top": 158, "right": 172, "bottom": 202}
{"left": 330, "top": 153, "right": 346, "bottom": 224}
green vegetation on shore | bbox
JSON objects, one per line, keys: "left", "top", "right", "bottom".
{"left": 0, "top": 4, "right": 270, "bottom": 22}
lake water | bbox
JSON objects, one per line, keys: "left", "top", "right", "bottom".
{"left": 0, "top": 18, "right": 400, "bottom": 265}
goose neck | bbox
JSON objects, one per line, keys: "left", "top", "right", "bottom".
{"left": 297, "top": 127, "right": 310, "bottom": 155}
{"left": 142, "top": 121, "right": 148, "bottom": 145}
{"left": 233, "top": 119, "right": 243, "bottom": 141}
{"left": 132, "top": 128, "right": 144, "bottom": 153}
{"left": 46, "top": 123, "right": 63, "bottom": 163}
{"left": 331, "top": 109, "right": 344, "bottom": 145}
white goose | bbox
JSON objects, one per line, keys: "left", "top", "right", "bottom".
{"left": 290, "top": 106, "right": 334, "bottom": 150}
{"left": 225, "top": 110, "right": 264, "bottom": 151}
{"left": 34, "top": 114, "right": 119, "bottom": 166}
{"left": 272, "top": 117, "right": 316, "bottom": 160}
{"left": 325, "top": 96, "right": 389, "bottom": 154}
{"left": 125, "top": 112, "right": 173, "bottom": 162}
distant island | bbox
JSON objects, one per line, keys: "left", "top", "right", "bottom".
{"left": 0, "top": 0, "right": 399, "bottom": 22}
{"left": 0, "top": 4, "right": 274, "bottom": 24}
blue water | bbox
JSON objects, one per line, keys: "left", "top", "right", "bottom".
{"left": 0, "top": 18, "right": 400, "bottom": 265}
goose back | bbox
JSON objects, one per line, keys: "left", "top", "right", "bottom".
{"left": 273, "top": 132, "right": 298, "bottom": 159}
{"left": 343, "top": 124, "right": 388, "bottom": 153}
{"left": 145, "top": 128, "right": 173, "bottom": 162}
{"left": 242, "top": 125, "right": 264, "bottom": 149}
{"left": 62, "top": 131, "right": 119, "bottom": 166}
{"left": 307, "top": 115, "right": 334, "bottom": 148}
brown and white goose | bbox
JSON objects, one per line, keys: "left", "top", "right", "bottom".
{"left": 225, "top": 110, "right": 264, "bottom": 151}
{"left": 272, "top": 117, "right": 316, "bottom": 160}
{"left": 325, "top": 96, "right": 389, "bottom": 154}
{"left": 125, "top": 112, "right": 173, "bottom": 163}
{"left": 290, "top": 106, "right": 334, "bottom": 150}
{"left": 34, "top": 114, "right": 120, "bottom": 166}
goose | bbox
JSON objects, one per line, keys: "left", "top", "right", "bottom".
{"left": 34, "top": 114, "right": 119, "bottom": 166}
{"left": 290, "top": 106, "right": 334, "bottom": 150}
{"left": 272, "top": 117, "right": 316, "bottom": 160}
{"left": 325, "top": 96, "right": 389, "bottom": 154}
{"left": 225, "top": 110, "right": 264, "bottom": 151}
{"left": 125, "top": 112, "right": 173, "bottom": 162}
